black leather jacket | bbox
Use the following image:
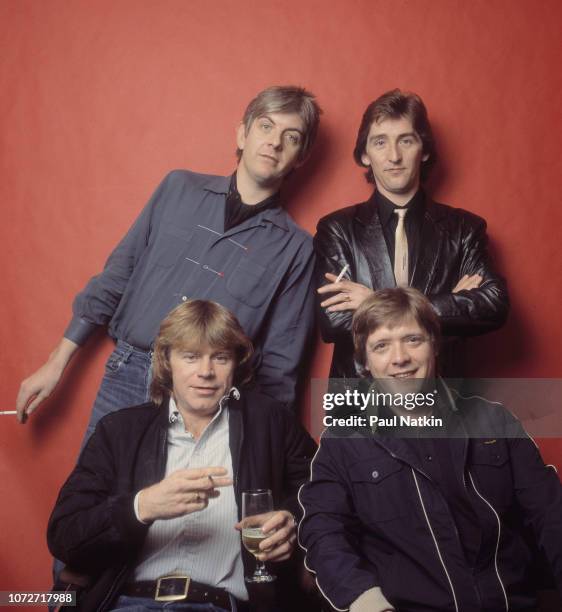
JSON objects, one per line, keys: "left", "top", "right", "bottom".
{"left": 314, "top": 194, "right": 509, "bottom": 378}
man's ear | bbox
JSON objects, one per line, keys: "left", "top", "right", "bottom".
{"left": 422, "top": 152, "right": 430, "bottom": 162}
{"left": 236, "top": 123, "right": 246, "bottom": 151}
{"left": 361, "top": 153, "right": 371, "bottom": 167}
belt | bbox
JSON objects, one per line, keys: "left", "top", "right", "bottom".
{"left": 122, "top": 576, "right": 232, "bottom": 610}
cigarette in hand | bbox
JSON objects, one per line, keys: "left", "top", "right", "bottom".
{"left": 335, "top": 264, "right": 350, "bottom": 283}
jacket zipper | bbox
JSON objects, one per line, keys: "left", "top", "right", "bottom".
{"left": 98, "top": 564, "right": 129, "bottom": 611}
{"left": 411, "top": 468, "right": 460, "bottom": 612}
{"left": 468, "top": 471, "right": 509, "bottom": 611}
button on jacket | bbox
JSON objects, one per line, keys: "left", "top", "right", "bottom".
{"left": 64, "top": 170, "right": 316, "bottom": 406}
{"left": 47, "top": 389, "right": 318, "bottom": 612}
{"left": 298, "top": 391, "right": 562, "bottom": 612}
{"left": 314, "top": 194, "right": 509, "bottom": 378}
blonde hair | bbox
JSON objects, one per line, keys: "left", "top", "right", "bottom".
{"left": 150, "top": 300, "right": 254, "bottom": 405}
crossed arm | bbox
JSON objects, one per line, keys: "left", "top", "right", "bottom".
{"left": 314, "top": 216, "right": 508, "bottom": 341}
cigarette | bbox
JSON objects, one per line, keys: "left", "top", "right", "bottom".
{"left": 335, "top": 264, "right": 350, "bottom": 283}
{"left": 0, "top": 411, "right": 17, "bottom": 415}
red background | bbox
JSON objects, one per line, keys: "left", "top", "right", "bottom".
{"left": 1, "top": 0, "right": 561, "bottom": 598}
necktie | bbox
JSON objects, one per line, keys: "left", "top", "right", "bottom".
{"left": 394, "top": 208, "right": 408, "bottom": 286}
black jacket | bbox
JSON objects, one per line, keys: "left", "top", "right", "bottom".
{"left": 314, "top": 195, "right": 509, "bottom": 378}
{"left": 47, "top": 389, "right": 318, "bottom": 611}
{"left": 299, "top": 389, "right": 562, "bottom": 611}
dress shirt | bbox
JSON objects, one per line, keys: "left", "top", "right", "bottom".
{"left": 63, "top": 170, "right": 316, "bottom": 406}
{"left": 375, "top": 189, "right": 425, "bottom": 275}
{"left": 133, "top": 396, "right": 248, "bottom": 601}
{"left": 224, "top": 173, "right": 280, "bottom": 231}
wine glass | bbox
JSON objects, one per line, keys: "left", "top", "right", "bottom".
{"left": 241, "top": 489, "right": 276, "bottom": 583}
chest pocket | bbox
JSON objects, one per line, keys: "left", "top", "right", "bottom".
{"left": 225, "top": 258, "right": 275, "bottom": 308}
{"left": 469, "top": 440, "right": 513, "bottom": 511}
{"left": 349, "top": 456, "right": 411, "bottom": 523}
{"left": 152, "top": 225, "right": 195, "bottom": 267}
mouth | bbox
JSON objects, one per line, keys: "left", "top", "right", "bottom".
{"left": 192, "top": 386, "right": 219, "bottom": 395}
{"left": 385, "top": 168, "right": 406, "bottom": 174}
{"left": 389, "top": 370, "right": 418, "bottom": 378}
{"left": 259, "top": 153, "right": 278, "bottom": 165}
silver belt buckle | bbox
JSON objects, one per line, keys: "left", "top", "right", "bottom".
{"left": 154, "top": 575, "right": 191, "bottom": 602}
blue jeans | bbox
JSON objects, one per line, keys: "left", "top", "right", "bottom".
{"left": 109, "top": 595, "right": 233, "bottom": 612}
{"left": 80, "top": 340, "right": 153, "bottom": 448}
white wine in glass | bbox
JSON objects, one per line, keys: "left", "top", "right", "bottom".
{"left": 241, "top": 489, "right": 276, "bottom": 583}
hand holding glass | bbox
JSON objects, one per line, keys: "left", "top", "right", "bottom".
{"left": 241, "top": 489, "right": 276, "bottom": 583}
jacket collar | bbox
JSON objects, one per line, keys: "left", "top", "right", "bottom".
{"left": 369, "top": 379, "right": 467, "bottom": 475}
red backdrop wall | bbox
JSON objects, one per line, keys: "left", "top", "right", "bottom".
{"left": 1, "top": 0, "right": 561, "bottom": 597}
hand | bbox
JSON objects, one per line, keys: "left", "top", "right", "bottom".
{"left": 318, "top": 273, "right": 373, "bottom": 313}
{"left": 452, "top": 274, "right": 482, "bottom": 293}
{"left": 16, "top": 338, "right": 78, "bottom": 423}
{"left": 138, "top": 467, "right": 233, "bottom": 522}
{"left": 236, "top": 510, "right": 297, "bottom": 562}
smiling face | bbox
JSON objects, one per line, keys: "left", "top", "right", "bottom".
{"left": 169, "top": 344, "right": 235, "bottom": 422}
{"left": 365, "top": 315, "right": 436, "bottom": 393}
{"left": 361, "top": 115, "right": 429, "bottom": 206}
{"left": 236, "top": 112, "right": 305, "bottom": 191}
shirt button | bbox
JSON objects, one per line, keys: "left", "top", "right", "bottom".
{"left": 426, "top": 455, "right": 433, "bottom": 461}
{"left": 372, "top": 470, "right": 379, "bottom": 479}
{"left": 181, "top": 296, "right": 188, "bottom": 302}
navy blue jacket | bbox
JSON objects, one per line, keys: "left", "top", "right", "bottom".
{"left": 299, "top": 390, "right": 562, "bottom": 611}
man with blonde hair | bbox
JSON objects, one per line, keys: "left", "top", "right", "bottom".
{"left": 18, "top": 85, "right": 321, "bottom": 434}
{"left": 49, "top": 300, "right": 317, "bottom": 611}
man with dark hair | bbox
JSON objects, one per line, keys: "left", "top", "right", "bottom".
{"left": 48, "top": 300, "right": 318, "bottom": 612}
{"left": 315, "top": 89, "right": 508, "bottom": 379}
{"left": 17, "top": 85, "right": 322, "bottom": 430}
{"left": 299, "top": 288, "right": 562, "bottom": 612}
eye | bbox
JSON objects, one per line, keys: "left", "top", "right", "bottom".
{"left": 372, "top": 342, "right": 388, "bottom": 353}
{"left": 284, "top": 132, "right": 301, "bottom": 146}
{"left": 182, "top": 352, "right": 198, "bottom": 362}
{"left": 214, "top": 353, "right": 232, "bottom": 365}
{"left": 406, "top": 335, "right": 424, "bottom": 346}
{"left": 259, "top": 120, "right": 273, "bottom": 132}
{"left": 372, "top": 138, "right": 385, "bottom": 148}
{"left": 400, "top": 137, "right": 414, "bottom": 146}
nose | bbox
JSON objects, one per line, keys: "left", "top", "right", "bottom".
{"left": 267, "top": 127, "right": 282, "bottom": 150}
{"left": 197, "top": 356, "right": 215, "bottom": 378}
{"left": 388, "top": 141, "right": 402, "bottom": 163}
{"left": 390, "top": 342, "right": 410, "bottom": 367}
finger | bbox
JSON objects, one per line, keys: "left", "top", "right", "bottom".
{"left": 325, "top": 272, "right": 339, "bottom": 282}
{"left": 261, "top": 511, "right": 291, "bottom": 534}
{"left": 180, "top": 466, "right": 228, "bottom": 479}
{"left": 261, "top": 518, "right": 293, "bottom": 545}
{"left": 317, "top": 282, "right": 343, "bottom": 295}
{"left": 24, "top": 394, "right": 46, "bottom": 419}
{"left": 189, "top": 476, "right": 233, "bottom": 491}
{"left": 320, "top": 293, "right": 350, "bottom": 308}
{"left": 326, "top": 302, "right": 356, "bottom": 313}
{"left": 467, "top": 274, "right": 483, "bottom": 287}
{"left": 258, "top": 540, "right": 292, "bottom": 562}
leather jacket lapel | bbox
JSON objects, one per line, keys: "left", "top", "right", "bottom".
{"left": 354, "top": 203, "right": 395, "bottom": 289}
{"left": 410, "top": 200, "right": 443, "bottom": 293}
